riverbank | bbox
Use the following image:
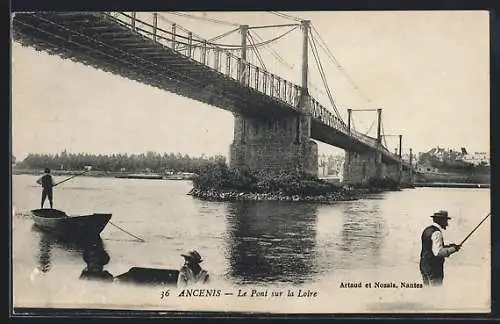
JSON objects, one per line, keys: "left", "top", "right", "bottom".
{"left": 187, "top": 187, "right": 362, "bottom": 202}
{"left": 12, "top": 168, "right": 194, "bottom": 180}
{"left": 414, "top": 182, "right": 490, "bottom": 189}
{"left": 186, "top": 184, "right": 399, "bottom": 202}
{"left": 13, "top": 168, "right": 121, "bottom": 178}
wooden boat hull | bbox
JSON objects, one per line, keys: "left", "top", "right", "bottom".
{"left": 115, "top": 174, "right": 163, "bottom": 180}
{"left": 115, "top": 267, "right": 179, "bottom": 286}
{"left": 31, "top": 209, "right": 112, "bottom": 239}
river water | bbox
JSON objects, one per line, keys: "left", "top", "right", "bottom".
{"left": 12, "top": 174, "right": 491, "bottom": 314}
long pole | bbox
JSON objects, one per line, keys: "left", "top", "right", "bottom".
{"left": 109, "top": 221, "right": 146, "bottom": 243}
{"left": 53, "top": 169, "right": 92, "bottom": 187}
{"left": 459, "top": 212, "right": 491, "bottom": 246}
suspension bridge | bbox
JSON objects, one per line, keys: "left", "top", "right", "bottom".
{"left": 12, "top": 11, "right": 415, "bottom": 185}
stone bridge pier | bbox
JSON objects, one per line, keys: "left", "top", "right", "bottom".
{"left": 229, "top": 102, "right": 318, "bottom": 177}
{"left": 342, "top": 151, "right": 381, "bottom": 185}
{"left": 342, "top": 150, "right": 404, "bottom": 185}
{"left": 401, "top": 167, "right": 414, "bottom": 185}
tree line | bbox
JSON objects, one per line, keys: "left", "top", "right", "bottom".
{"left": 15, "top": 150, "right": 227, "bottom": 174}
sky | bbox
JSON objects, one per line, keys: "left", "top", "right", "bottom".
{"left": 11, "top": 11, "right": 490, "bottom": 161}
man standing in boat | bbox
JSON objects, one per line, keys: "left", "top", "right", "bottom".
{"left": 177, "top": 250, "right": 209, "bottom": 287}
{"left": 36, "top": 168, "right": 54, "bottom": 209}
{"left": 419, "top": 210, "right": 461, "bottom": 286}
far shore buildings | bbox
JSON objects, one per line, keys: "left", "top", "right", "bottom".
{"left": 317, "top": 147, "right": 489, "bottom": 181}
{"left": 318, "top": 154, "right": 344, "bottom": 179}
{"left": 460, "top": 151, "right": 489, "bottom": 166}
{"left": 415, "top": 147, "right": 490, "bottom": 174}
{"left": 417, "top": 147, "right": 490, "bottom": 166}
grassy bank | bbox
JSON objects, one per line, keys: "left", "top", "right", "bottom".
{"left": 189, "top": 162, "right": 360, "bottom": 202}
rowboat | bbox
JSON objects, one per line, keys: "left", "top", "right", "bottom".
{"left": 114, "top": 267, "right": 180, "bottom": 286}
{"left": 30, "top": 208, "right": 112, "bottom": 240}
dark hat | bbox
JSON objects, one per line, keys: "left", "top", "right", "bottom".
{"left": 181, "top": 250, "right": 203, "bottom": 263}
{"left": 44, "top": 168, "right": 51, "bottom": 173}
{"left": 431, "top": 210, "right": 451, "bottom": 219}
{"left": 83, "top": 244, "right": 110, "bottom": 266}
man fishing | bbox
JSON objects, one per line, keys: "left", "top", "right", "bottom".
{"left": 36, "top": 168, "right": 54, "bottom": 209}
{"left": 419, "top": 210, "right": 461, "bottom": 287}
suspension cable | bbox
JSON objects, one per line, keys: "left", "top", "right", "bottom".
{"left": 15, "top": 16, "right": 251, "bottom": 109}
{"left": 364, "top": 117, "right": 376, "bottom": 136}
{"left": 167, "top": 11, "right": 239, "bottom": 26}
{"left": 308, "top": 31, "right": 343, "bottom": 121}
{"left": 176, "top": 27, "right": 240, "bottom": 51}
{"left": 251, "top": 30, "right": 328, "bottom": 97}
{"left": 247, "top": 32, "right": 267, "bottom": 70}
{"left": 245, "top": 26, "right": 299, "bottom": 49}
{"left": 159, "top": 13, "right": 298, "bottom": 49}
{"left": 350, "top": 114, "right": 357, "bottom": 132}
{"left": 311, "top": 24, "right": 373, "bottom": 104}
{"left": 250, "top": 30, "right": 295, "bottom": 70}
{"left": 381, "top": 120, "right": 388, "bottom": 148}
{"left": 270, "top": 11, "right": 302, "bottom": 22}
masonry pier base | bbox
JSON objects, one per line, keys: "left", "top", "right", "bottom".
{"left": 229, "top": 113, "right": 318, "bottom": 177}
{"left": 343, "top": 150, "right": 404, "bottom": 187}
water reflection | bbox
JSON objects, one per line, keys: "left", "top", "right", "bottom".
{"left": 31, "top": 225, "right": 113, "bottom": 281}
{"left": 79, "top": 237, "right": 114, "bottom": 282}
{"left": 336, "top": 199, "right": 386, "bottom": 269}
{"left": 225, "top": 201, "right": 318, "bottom": 284}
{"left": 36, "top": 228, "right": 53, "bottom": 274}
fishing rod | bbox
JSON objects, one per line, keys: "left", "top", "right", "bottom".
{"left": 108, "top": 221, "right": 146, "bottom": 243}
{"left": 53, "top": 168, "right": 92, "bottom": 187}
{"left": 459, "top": 212, "right": 491, "bottom": 246}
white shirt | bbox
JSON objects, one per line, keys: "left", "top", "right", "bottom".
{"left": 431, "top": 222, "right": 446, "bottom": 257}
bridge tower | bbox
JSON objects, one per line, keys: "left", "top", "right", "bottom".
{"left": 343, "top": 108, "right": 387, "bottom": 185}
{"left": 229, "top": 20, "right": 318, "bottom": 177}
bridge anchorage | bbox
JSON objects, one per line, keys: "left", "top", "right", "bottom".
{"left": 12, "top": 11, "right": 415, "bottom": 186}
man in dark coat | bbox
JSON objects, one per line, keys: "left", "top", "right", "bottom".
{"left": 36, "top": 168, "right": 54, "bottom": 209}
{"left": 79, "top": 239, "right": 114, "bottom": 282}
{"left": 419, "top": 210, "right": 461, "bottom": 286}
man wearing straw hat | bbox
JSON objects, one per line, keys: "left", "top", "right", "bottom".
{"left": 177, "top": 250, "right": 209, "bottom": 287}
{"left": 419, "top": 210, "right": 461, "bottom": 286}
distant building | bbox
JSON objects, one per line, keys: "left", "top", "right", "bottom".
{"left": 418, "top": 146, "right": 490, "bottom": 168}
{"left": 318, "top": 153, "right": 344, "bottom": 178}
{"left": 460, "top": 152, "right": 489, "bottom": 166}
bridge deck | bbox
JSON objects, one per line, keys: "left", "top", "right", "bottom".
{"left": 13, "top": 11, "right": 408, "bottom": 166}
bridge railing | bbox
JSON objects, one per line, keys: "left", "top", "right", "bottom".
{"left": 102, "top": 12, "right": 402, "bottom": 162}
{"left": 103, "top": 12, "right": 303, "bottom": 109}
{"left": 309, "top": 97, "right": 382, "bottom": 147}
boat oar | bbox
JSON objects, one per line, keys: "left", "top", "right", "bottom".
{"left": 53, "top": 169, "right": 92, "bottom": 187}
{"left": 459, "top": 212, "right": 491, "bottom": 247}
{"left": 109, "top": 221, "right": 146, "bottom": 243}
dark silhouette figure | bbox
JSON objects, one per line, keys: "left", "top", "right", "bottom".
{"left": 420, "top": 210, "right": 461, "bottom": 286}
{"left": 79, "top": 238, "right": 114, "bottom": 282}
{"left": 30, "top": 229, "right": 53, "bottom": 280}
{"left": 36, "top": 168, "right": 54, "bottom": 209}
{"left": 177, "top": 250, "right": 209, "bottom": 287}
